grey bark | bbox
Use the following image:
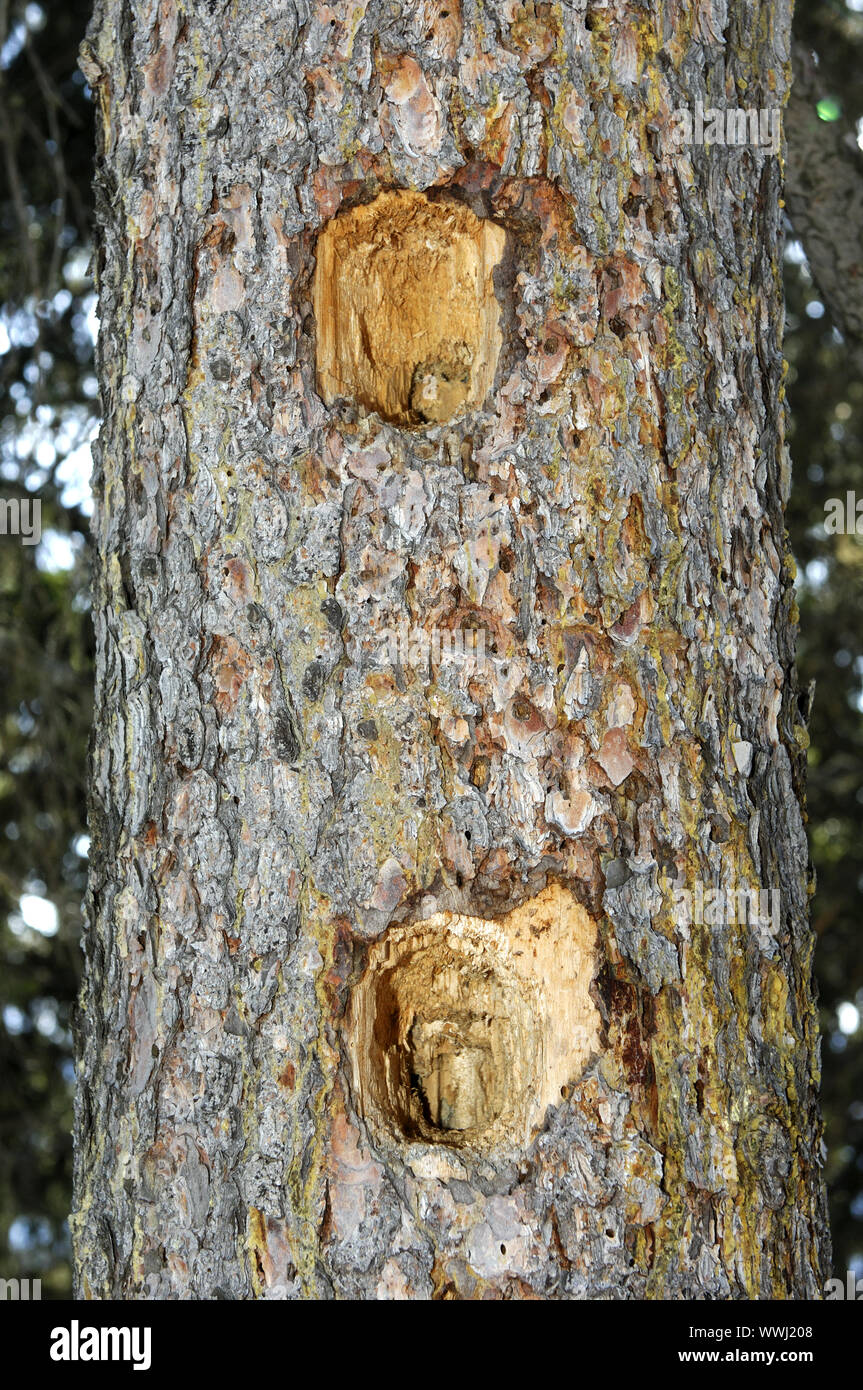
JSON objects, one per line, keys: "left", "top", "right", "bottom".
{"left": 73, "top": 0, "right": 829, "bottom": 1299}
{"left": 785, "top": 39, "right": 863, "bottom": 356}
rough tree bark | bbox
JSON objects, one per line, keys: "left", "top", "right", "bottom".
{"left": 73, "top": 0, "right": 830, "bottom": 1299}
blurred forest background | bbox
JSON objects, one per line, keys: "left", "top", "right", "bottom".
{"left": 0, "top": 0, "right": 861, "bottom": 1298}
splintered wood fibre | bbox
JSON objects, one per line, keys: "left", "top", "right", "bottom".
{"left": 346, "top": 883, "right": 600, "bottom": 1155}
{"left": 313, "top": 189, "right": 505, "bottom": 425}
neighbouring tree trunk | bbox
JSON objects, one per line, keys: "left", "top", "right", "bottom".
{"left": 73, "top": 0, "right": 830, "bottom": 1299}
{"left": 785, "top": 41, "right": 863, "bottom": 365}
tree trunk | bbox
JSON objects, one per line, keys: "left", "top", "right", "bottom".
{"left": 73, "top": 0, "right": 830, "bottom": 1299}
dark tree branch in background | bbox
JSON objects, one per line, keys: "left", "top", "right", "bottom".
{"left": 786, "top": 40, "right": 863, "bottom": 350}
{"left": 26, "top": 37, "right": 72, "bottom": 299}
{"left": 0, "top": 89, "right": 39, "bottom": 295}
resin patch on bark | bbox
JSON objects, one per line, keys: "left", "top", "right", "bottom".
{"left": 313, "top": 189, "right": 505, "bottom": 426}
{"left": 345, "top": 883, "right": 599, "bottom": 1155}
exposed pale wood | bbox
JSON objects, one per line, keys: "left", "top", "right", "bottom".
{"left": 346, "top": 883, "right": 599, "bottom": 1155}
{"left": 313, "top": 190, "right": 505, "bottom": 424}
{"left": 74, "top": 0, "right": 830, "bottom": 1302}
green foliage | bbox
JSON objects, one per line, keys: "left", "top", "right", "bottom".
{"left": 786, "top": 289, "right": 863, "bottom": 1277}
{"left": 783, "top": 0, "right": 863, "bottom": 1282}
{"left": 0, "top": 0, "right": 94, "bottom": 1298}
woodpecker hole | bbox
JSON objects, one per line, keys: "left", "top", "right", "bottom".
{"left": 313, "top": 189, "right": 506, "bottom": 426}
